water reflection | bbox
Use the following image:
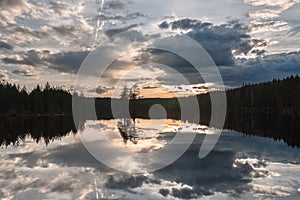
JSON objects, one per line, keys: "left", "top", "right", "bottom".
{"left": 0, "top": 116, "right": 78, "bottom": 147}
{"left": 117, "top": 118, "right": 138, "bottom": 145}
{"left": 0, "top": 117, "right": 300, "bottom": 199}
{"left": 101, "top": 118, "right": 209, "bottom": 153}
{"left": 1, "top": 112, "right": 299, "bottom": 149}
{"left": 224, "top": 112, "right": 300, "bottom": 148}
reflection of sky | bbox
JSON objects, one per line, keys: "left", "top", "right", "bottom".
{"left": 1, "top": 119, "right": 300, "bottom": 199}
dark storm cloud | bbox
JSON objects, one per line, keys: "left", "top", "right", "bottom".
{"left": 51, "top": 26, "right": 78, "bottom": 36}
{"left": 46, "top": 51, "right": 90, "bottom": 73}
{"left": 158, "top": 21, "right": 169, "bottom": 29}
{"left": 95, "top": 86, "right": 108, "bottom": 95}
{"left": 125, "top": 12, "right": 146, "bottom": 19}
{"left": 105, "top": 24, "right": 139, "bottom": 37}
{"left": 134, "top": 48, "right": 204, "bottom": 84}
{"left": 2, "top": 50, "right": 46, "bottom": 66}
{"left": 159, "top": 19, "right": 267, "bottom": 66}
{"left": 14, "top": 26, "right": 51, "bottom": 40}
{"left": 2, "top": 50, "right": 89, "bottom": 74}
{"left": 0, "top": 41, "right": 13, "bottom": 50}
{"left": 87, "top": 86, "right": 111, "bottom": 95}
{"left": 133, "top": 43, "right": 300, "bottom": 87}
{"left": 137, "top": 49, "right": 195, "bottom": 72}
{"left": 104, "top": 0, "right": 128, "bottom": 10}
{"left": 170, "top": 18, "right": 212, "bottom": 30}
{"left": 105, "top": 175, "right": 150, "bottom": 190}
{"left": 220, "top": 51, "right": 300, "bottom": 87}
{"left": 152, "top": 135, "right": 254, "bottom": 198}
{"left": 96, "top": 12, "right": 145, "bottom": 25}
{"left": 12, "top": 69, "right": 34, "bottom": 77}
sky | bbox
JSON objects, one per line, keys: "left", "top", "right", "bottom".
{"left": 0, "top": 0, "right": 300, "bottom": 97}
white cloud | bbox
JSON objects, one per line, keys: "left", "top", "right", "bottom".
{"left": 0, "top": 0, "right": 30, "bottom": 27}
{"left": 0, "top": 69, "right": 9, "bottom": 81}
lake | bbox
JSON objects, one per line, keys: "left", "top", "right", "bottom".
{"left": 1, "top": 118, "right": 300, "bottom": 199}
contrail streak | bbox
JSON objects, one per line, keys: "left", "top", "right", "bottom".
{"left": 93, "top": 0, "right": 105, "bottom": 47}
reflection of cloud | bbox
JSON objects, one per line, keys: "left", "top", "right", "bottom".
{"left": 105, "top": 174, "right": 149, "bottom": 190}
{"left": 0, "top": 156, "right": 96, "bottom": 199}
{"left": 1, "top": 120, "right": 300, "bottom": 199}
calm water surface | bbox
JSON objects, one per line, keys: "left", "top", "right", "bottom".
{"left": 1, "top": 119, "right": 300, "bottom": 199}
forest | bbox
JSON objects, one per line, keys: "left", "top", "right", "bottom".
{"left": 0, "top": 82, "right": 72, "bottom": 116}
{"left": 0, "top": 75, "right": 299, "bottom": 147}
{"left": 0, "top": 75, "right": 299, "bottom": 118}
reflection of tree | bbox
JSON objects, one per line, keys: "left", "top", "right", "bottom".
{"left": 0, "top": 116, "right": 79, "bottom": 147}
{"left": 1, "top": 76, "right": 300, "bottom": 148}
{"left": 116, "top": 85, "right": 140, "bottom": 145}
{"left": 117, "top": 118, "right": 138, "bottom": 145}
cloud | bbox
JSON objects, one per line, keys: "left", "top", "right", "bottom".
{"left": 153, "top": 140, "right": 252, "bottom": 198}
{"left": 99, "top": 12, "right": 145, "bottom": 22}
{"left": 0, "top": 0, "right": 30, "bottom": 27}
{"left": 281, "top": 3, "right": 300, "bottom": 24}
{"left": 220, "top": 51, "right": 300, "bottom": 87}
{"left": 247, "top": 9, "right": 279, "bottom": 20}
{"left": 0, "top": 41, "right": 13, "bottom": 50}
{"left": 2, "top": 50, "right": 47, "bottom": 67}
{"left": 158, "top": 21, "right": 169, "bottom": 29}
{"left": 49, "top": 1, "right": 84, "bottom": 18}
{"left": 1, "top": 119, "right": 300, "bottom": 199}
{"left": 105, "top": 24, "right": 139, "bottom": 37}
{"left": 105, "top": 175, "right": 149, "bottom": 190}
{"left": 12, "top": 69, "right": 35, "bottom": 77}
{"left": 249, "top": 21, "right": 289, "bottom": 33}
{"left": 244, "top": 0, "right": 298, "bottom": 55}
{"left": 1, "top": 23, "right": 91, "bottom": 49}
{"left": 134, "top": 48, "right": 204, "bottom": 84}
{"left": 87, "top": 86, "right": 110, "bottom": 95}
{"left": 2, "top": 50, "right": 89, "bottom": 74}
{"left": 104, "top": 0, "right": 128, "bottom": 10}
{"left": 46, "top": 51, "right": 90, "bottom": 73}
{"left": 0, "top": 69, "right": 10, "bottom": 81}
{"left": 244, "top": 0, "right": 298, "bottom": 10}
{"left": 159, "top": 19, "right": 267, "bottom": 66}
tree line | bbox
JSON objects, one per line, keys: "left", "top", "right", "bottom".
{"left": 0, "top": 75, "right": 299, "bottom": 118}
{"left": 0, "top": 82, "right": 72, "bottom": 116}
{"left": 226, "top": 75, "right": 300, "bottom": 115}
{"left": 0, "top": 75, "right": 299, "bottom": 147}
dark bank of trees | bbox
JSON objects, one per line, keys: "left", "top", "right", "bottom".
{"left": 1, "top": 75, "right": 299, "bottom": 117}
{"left": 226, "top": 75, "right": 300, "bottom": 115}
{"left": 0, "top": 82, "right": 72, "bottom": 116}
{"left": 0, "top": 75, "right": 300, "bottom": 147}
{"left": 223, "top": 75, "right": 300, "bottom": 148}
